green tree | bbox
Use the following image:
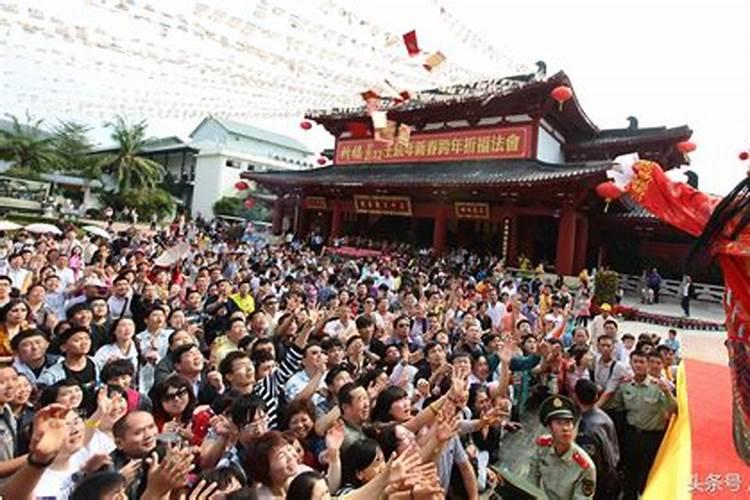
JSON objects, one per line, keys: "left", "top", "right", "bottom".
{"left": 52, "top": 121, "right": 100, "bottom": 179}
{"left": 0, "top": 113, "right": 59, "bottom": 176}
{"left": 213, "top": 195, "right": 271, "bottom": 221}
{"left": 594, "top": 270, "right": 619, "bottom": 306}
{"left": 122, "top": 188, "right": 176, "bottom": 220}
{"left": 97, "top": 116, "right": 165, "bottom": 192}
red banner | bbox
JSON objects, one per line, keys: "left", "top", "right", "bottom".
{"left": 304, "top": 196, "right": 327, "bottom": 210}
{"left": 455, "top": 202, "right": 490, "bottom": 220}
{"left": 335, "top": 125, "right": 532, "bottom": 165}
{"left": 354, "top": 195, "right": 412, "bottom": 216}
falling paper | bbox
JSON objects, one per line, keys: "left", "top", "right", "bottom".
{"left": 370, "top": 111, "right": 387, "bottom": 130}
{"left": 397, "top": 124, "right": 411, "bottom": 147}
{"left": 423, "top": 51, "right": 446, "bottom": 71}
{"left": 402, "top": 30, "right": 420, "bottom": 56}
{"left": 375, "top": 120, "right": 397, "bottom": 144}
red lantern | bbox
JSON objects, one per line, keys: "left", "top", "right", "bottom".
{"left": 300, "top": 121, "right": 312, "bottom": 130}
{"left": 317, "top": 157, "right": 328, "bottom": 165}
{"left": 739, "top": 151, "right": 749, "bottom": 161}
{"left": 244, "top": 198, "right": 255, "bottom": 209}
{"left": 550, "top": 85, "right": 573, "bottom": 111}
{"left": 234, "top": 181, "right": 249, "bottom": 191}
{"left": 676, "top": 141, "right": 696, "bottom": 154}
{"left": 595, "top": 181, "right": 622, "bottom": 213}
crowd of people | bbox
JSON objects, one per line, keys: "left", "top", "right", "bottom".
{"left": 0, "top": 217, "right": 683, "bottom": 499}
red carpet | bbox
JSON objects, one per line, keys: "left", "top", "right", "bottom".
{"left": 686, "top": 359, "right": 749, "bottom": 498}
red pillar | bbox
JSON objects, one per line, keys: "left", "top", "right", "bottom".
{"left": 330, "top": 201, "right": 342, "bottom": 239}
{"left": 573, "top": 214, "right": 589, "bottom": 274}
{"left": 433, "top": 206, "right": 448, "bottom": 254}
{"left": 555, "top": 205, "right": 577, "bottom": 275}
{"left": 271, "top": 198, "right": 283, "bottom": 235}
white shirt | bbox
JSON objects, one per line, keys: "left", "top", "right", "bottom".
{"left": 94, "top": 342, "right": 140, "bottom": 374}
{"left": 323, "top": 319, "right": 357, "bottom": 340}
{"left": 31, "top": 450, "right": 89, "bottom": 500}
{"left": 107, "top": 295, "right": 133, "bottom": 319}
{"left": 7, "top": 267, "right": 29, "bottom": 291}
{"left": 55, "top": 266, "right": 76, "bottom": 290}
{"left": 487, "top": 301, "right": 507, "bottom": 328}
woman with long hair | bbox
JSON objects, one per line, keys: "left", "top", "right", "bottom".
{"left": 149, "top": 374, "right": 197, "bottom": 442}
{"left": 0, "top": 299, "right": 30, "bottom": 363}
{"left": 94, "top": 318, "right": 140, "bottom": 377}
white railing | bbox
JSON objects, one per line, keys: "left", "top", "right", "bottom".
{"left": 507, "top": 268, "right": 724, "bottom": 304}
{"left": 618, "top": 274, "right": 724, "bottom": 304}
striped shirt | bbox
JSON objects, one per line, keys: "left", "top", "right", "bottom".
{"left": 253, "top": 344, "right": 303, "bottom": 429}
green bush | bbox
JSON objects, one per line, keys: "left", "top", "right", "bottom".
{"left": 594, "top": 270, "right": 619, "bottom": 306}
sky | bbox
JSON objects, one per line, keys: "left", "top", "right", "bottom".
{"left": 2, "top": 0, "right": 750, "bottom": 194}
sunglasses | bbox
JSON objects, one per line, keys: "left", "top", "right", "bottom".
{"left": 163, "top": 387, "right": 189, "bottom": 402}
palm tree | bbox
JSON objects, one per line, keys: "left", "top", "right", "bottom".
{"left": 53, "top": 121, "right": 100, "bottom": 179}
{"left": 98, "top": 116, "right": 165, "bottom": 192}
{"left": 0, "top": 113, "right": 60, "bottom": 176}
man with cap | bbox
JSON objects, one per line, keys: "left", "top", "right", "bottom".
{"left": 11, "top": 328, "right": 58, "bottom": 385}
{"left": 589, "top": 303, "right": 612, "bottom": 345}
{"left": 528, "top": 395, "right": 596, "bottom": 499}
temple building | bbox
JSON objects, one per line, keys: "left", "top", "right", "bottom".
{"left": 244, "top": 70, "right": 696, "bottom": 277}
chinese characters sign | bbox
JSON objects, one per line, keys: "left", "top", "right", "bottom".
{"left": 455, "top": 202, "right": 490, "bottom": 220}
{"left": 335, "top": 125, "right": 532, "bottom": 165}
{"left": 304, "top": 197, "right": 327, "bottom": 210}
{"left": 354, "top": 195, "right": 412, "bottom": 216}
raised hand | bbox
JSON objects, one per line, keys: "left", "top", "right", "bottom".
{"left": 209, "top": 414, "right": 237, "bottom": 440}
{"left": 82, "top": 453, "right": 112, "bottom": 474}
{"left": 367, "top": 377, "right": 387, "bottom": 401}
{"left": 206, "top": 371, "right": 224, "bottom": 392}
{"left": 325, "top": 419, "right": 345, "bottom": 453}
{"left": 120, "top": 459, "right": 143, "bottom": 487}
{"left": 178, "top": 479, "right": 220, "bottom": 500}
{"left": 96, "top": 386, "right": 113, "bottom": 416}
{"left": 28, "top": 403, "right": 68, "bottom": 464}
{"left": 143, "top": 442, "right": 196, "bottom": 497}
{"left": 416, "top": 378, "right": 431, "bottom": 399}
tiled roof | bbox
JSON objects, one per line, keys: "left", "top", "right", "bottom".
{"left": 244, "top": 159, "right": 612, "bottom": 188}
{"left": 568, "top": 125, "right": 692, "bottom": 149}
{"left": 611, "top": 195, "right": 658, "bottom": 220}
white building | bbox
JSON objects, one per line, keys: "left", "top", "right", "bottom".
{"left": 188, "top": 117, "right": 314, "bottom": 219}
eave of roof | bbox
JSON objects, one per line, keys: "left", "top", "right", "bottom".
{"left": 243, "top": 159, "right": 612, "bottom": 189}
{"left": 566, "top": 125, "right": 692, "bottom": 151}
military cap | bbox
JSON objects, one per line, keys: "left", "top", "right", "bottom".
{"left": 539, "top": 395, "right": 579, "bottom": 425}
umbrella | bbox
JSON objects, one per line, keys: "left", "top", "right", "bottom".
{"left": 25, "top": 223, "right": 62, "bottom": 235}
{"left": 0, "top": 221, "right": 21, "bottom": 231}
{"left": 82, "top": 225, "right": 111, "bottom": 240}
{"left": 154, "top": 241, "right": 191, "bottom": 267}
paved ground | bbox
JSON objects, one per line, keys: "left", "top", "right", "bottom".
{"left": 619, "top": 294, "right": 727, "bottom": 366}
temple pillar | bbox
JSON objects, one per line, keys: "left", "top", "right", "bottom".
{"left": 330, "top": 201, "right": 343, "bottom": 239}
{"left": 271, "top": 198, "right": 283, "bottom": 235}
{"left": 505, "top": 213, "right": 519, "bottom": 267}
{"left": 433, "top": 206, "right": 448, "bottom": 254}
{"left": 298, "top": 207, "right": 310, "bottom": 238}
{"left": 573, "top": 214, "right": 589, "bottom": 274}
{"left": 555, "top": 205, "right": 577, "bottom": 275}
